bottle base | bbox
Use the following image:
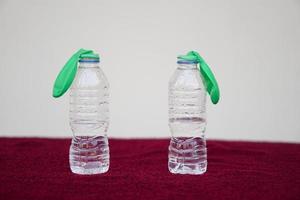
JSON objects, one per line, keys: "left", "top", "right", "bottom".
{"left": 168, "top": 137, "right": 207, "bottom": 175}
{"left": 70, "top": 164, "right": 109, "bottom": 175}
{"left": 168, "top": 162, "right": 207, "bottom": 175}
{"left": 69, "top": 136, "right": 109, "bottom": 175}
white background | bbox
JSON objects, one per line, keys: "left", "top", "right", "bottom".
{"left": 0, "top": 0, "right": 299, "bottom": 142}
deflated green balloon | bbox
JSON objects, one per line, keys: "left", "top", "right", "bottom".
{"left": 177, "top": 51, "right": 220, "bottom": 104}
{"left": 52, "top": 49, "right": 94, "bottom": 98}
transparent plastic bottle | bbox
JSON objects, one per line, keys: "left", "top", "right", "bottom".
{"left": 69, "top": 56, "right": 110, "bottom": 175}
{"left": 168, "top": 59, "right": 207, "bottom": 175}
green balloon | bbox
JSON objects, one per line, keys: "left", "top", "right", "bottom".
{"left": 177, "top": 51, "right": 220, "bottom": 104}
{"left": 52, "top": 49, "right": 96, "bottom": 98}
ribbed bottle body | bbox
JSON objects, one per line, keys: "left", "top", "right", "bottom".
{"left": 168, "top": 63, "right": 207, "bottom": 175}
{"left": 69, "top": 62, "right": 110, "bottom": 175}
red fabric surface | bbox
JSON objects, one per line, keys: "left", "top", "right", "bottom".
{"left": 0, "top": 138, "right": 299, "bottom": 200}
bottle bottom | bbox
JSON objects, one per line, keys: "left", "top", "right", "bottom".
{"left": 168, "top": 137, "right": 207, "bottom": 175}
{"left": 70, "top": 164, "right": 109, "bottom": 175}
{"left": 69, "top": 136, "right": 109, "bottom": 175}
{"left": 168, "top": 162, "right": 207, "bottom": 175}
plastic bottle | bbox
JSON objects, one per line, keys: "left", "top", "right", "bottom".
{"left": 168, "top": 51, "right": 220, "bottom": 175}
{"left": 53, "top": 49, "right": 110, "bottom": 175}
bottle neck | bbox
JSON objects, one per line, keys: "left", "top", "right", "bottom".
{"left": 79, "top": 62, "right": 99, "bottom": 68}
{"left": 177, "top": 63, "right": 198, "bottom": 70}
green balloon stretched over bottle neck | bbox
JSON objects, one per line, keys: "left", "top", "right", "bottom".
{"left": 177, "top": 51, "right": 220, "bottom": 104}
{"left": 52, "top": 49, "right": 98, "bottom": 98}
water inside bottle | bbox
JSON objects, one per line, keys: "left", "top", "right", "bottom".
{"left": 168, "top": 136, "right": 207, "bottom": 175}
{"left": 168, "top": 117, "right": 207, "bottom": 175}
{"left": 69, "top": 135, "right": 109, "bottom": 175}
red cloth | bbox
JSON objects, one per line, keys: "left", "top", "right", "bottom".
{"left": 0, "top": 138, "right": 299, "bottom": 200}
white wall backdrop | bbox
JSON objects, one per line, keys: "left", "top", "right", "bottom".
{"left": 0, "top": 0, "right": 299, "bottom": 141}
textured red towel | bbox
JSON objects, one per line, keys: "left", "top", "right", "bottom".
{"left": 0, "top": 138, "right": 299, "bottom": 200}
